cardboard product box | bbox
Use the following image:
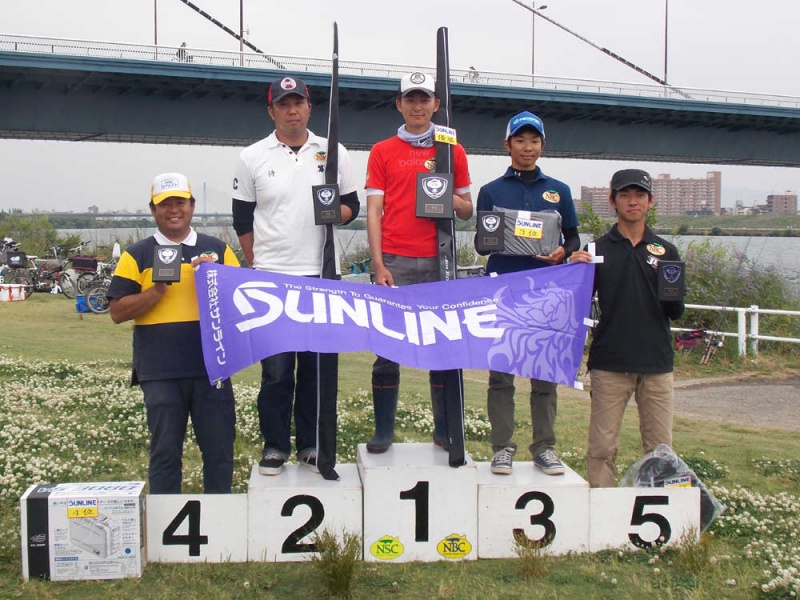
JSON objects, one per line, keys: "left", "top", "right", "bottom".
{"left": 20, "top": 481, "right": 146, "bottom": 581}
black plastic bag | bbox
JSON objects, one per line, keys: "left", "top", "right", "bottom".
{"left": 620, "top": 444, "right": 724, "bottom": 532}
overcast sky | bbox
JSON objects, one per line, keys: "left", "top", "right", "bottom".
{"left": 2, "top": 0, "right": 799, "bottom": 213}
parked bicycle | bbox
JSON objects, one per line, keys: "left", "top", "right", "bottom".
{"left": 84, "top": 281, "right": 111, "bottom": 314}
{"left": 4, "top": 245, "right": 75, "bottom": 297}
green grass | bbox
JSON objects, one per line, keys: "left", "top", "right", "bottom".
{"left": 2, "top": 294, "right": 800, "bottom": 598}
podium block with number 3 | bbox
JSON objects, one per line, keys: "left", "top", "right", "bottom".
{"left": 477, "top": 462, "right": 590, "bottom": 558}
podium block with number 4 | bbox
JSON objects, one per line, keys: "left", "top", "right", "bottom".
{"left": 247, "top": 463, "right": 363, "bottom": 562}
{"left": 477, "top": 462, "right": 590, "bottom": 558}
{"left": 358, "top": 443, "right": 478, "bottom": 563}
{"left": 589, "top": 487, "right": 700, "bottom": 552}
{"left": 146, "top": 494, "right": 248, "bottom": 563}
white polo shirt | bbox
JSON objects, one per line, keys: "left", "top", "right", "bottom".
{"left": 233, "top": 130, "right": 358, "bottom": 275}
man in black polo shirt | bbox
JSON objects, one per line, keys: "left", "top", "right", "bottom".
{"left": 570, "top": 169, "right": 685, "bottom": 487}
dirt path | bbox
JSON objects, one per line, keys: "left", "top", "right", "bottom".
{"left": 559, "top": 375, "right": 800, "bottom": 431}
{"left": 672, "top": 376, "right": 800, "bottom": 431}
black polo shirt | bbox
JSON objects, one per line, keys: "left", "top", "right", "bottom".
{"left": 587, "top": 224, "right": 684, "bottom": 373}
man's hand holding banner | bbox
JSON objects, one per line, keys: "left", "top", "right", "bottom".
{"left": 195, "top": 263, "right": 595, "bottom": 387}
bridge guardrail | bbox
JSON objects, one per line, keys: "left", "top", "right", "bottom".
{"left": 3, "top": 33, "right": 800, "bottom": 108}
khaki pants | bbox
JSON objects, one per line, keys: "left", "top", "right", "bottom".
{"left": 586, "top": 370, "right": 674, "bottom": 488}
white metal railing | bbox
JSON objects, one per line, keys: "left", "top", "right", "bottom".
{"left": 3, "top": 33, "right": 800, "bottom": 108}
{"left": 676, "top": 304, "right": 800, "bottom": 357}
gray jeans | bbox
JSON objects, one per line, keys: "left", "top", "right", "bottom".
{"left": 487, "top": 370, "right": 557, "bottom": 457}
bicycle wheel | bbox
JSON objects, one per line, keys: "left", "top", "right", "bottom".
{"left": 85, "top": 284, "right": 110, "bottom": 314}
{"left": 9, "top": 273, "right": 34, "bottom": 297}
{"left": 60, "top": 270, "right": 77, "bottom": 299}
{"left": 76, "top": 272, "right": 97, "bottom": 295}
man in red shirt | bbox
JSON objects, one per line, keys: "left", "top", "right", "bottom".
{"left": 364, "top": 71, "right": 473, "bottom": 453}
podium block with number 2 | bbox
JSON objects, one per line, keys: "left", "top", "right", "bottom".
{"left": 247, "top": 463, "right": 363, "bottom": 562}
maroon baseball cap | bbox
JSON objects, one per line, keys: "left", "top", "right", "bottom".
{"left": 268, "top": 76, "right": 310, "bottom": 105}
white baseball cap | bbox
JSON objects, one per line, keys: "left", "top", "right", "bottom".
{"left": 151, "top": 173, "right": 192, "bottom": 205}
{"left": 400, "top": 72, "right": 435, "bottom": 97}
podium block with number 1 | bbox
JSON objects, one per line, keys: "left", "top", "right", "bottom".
{"left": 358, "top": 443, "right": 477, "bottom": 563}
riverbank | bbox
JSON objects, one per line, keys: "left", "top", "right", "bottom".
{"left": 650, "top": 214, "right": 800, "bottom": 236}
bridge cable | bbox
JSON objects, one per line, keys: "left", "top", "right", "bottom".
{"left": 509, "top": 0, "right": 692, "bottom": 100}
{"left": 175, "top": 0, "right": 285, "bottom": 69}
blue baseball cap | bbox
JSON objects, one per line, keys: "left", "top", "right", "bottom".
{"left": 505, "top": 111, "right": 545, "bottom": 140}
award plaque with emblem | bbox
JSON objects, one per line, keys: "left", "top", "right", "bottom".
{"left": 475, "top": 211, "right": 505, "bottom": 253}
{"left": 152, "top": 245, "right": 182, "bottom": 283}
{"left": 312, "top": 183, "right": 341, "bottom": 225}
{"left": 657, "top": 260, "right": 686, "bottom": 300}
{"left": 416, "top": 173, "right": 454, "bottom": 219}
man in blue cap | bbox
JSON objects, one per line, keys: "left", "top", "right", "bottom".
{"left": 475, "top": 111, "right": 580, "bottom": 476}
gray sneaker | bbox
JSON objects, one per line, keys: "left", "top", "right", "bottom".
{"left": 297, "top": 448, "right": 319, "bottom": 473}
{"left": 491, "top": 447, "right": 514, "bottom": 475}
{"left": 534, "top": 449, "right": 565, "bottom": 475}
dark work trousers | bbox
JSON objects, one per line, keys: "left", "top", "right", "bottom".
{"left": 258, "top": 350, "right": 337, "bottom": 461}
{"left": 141, "top": 377, "right": 235, "bottom": 494}
{"left": 371, "top": 253, "right": 458, "bottom": 454}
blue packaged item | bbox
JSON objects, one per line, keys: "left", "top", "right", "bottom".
{"left": 76, "top": 295, "right": 90, "bottom": 314}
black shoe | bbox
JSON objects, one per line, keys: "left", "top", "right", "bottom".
{"left": 367, "top": 435, "right": 392, "bottom": 454}
{"left": 258, "top": 450, "right": 285, "bottom": 476}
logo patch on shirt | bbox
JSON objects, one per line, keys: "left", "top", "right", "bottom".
{"left": 314, "top": 151, "right": 327, "bottom": 162}
{"left": 542, "top": 190, "right": 560, "bottom": 203}
{"left": 647, "top": 255, "right": 659, "bottom": 269}
{"left": 647, "top": 242, "right": 666, "bottom": 256}
{"left": 424, "top": 158, "right": 436, "bottom": 172}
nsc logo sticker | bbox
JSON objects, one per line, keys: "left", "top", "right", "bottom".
{"left": 369, "top": 535, "right": 404, "bottom": 560}
{"left": 437, "top": 533, "right": 472, "bottom": 559}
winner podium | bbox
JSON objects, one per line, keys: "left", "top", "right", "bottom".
{"left": 358, "top": 443, "right": 478, "bottom": 562}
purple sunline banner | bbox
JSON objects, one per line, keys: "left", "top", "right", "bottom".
{"left": 196, "top": 262, "right": 595, "bottom": 387}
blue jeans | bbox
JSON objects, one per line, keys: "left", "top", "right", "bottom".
{"left": 258, "top": 351, "right": 335, "bottom": 458}
{"left": 140, "top": 377, "right": 235, "bottom": 494}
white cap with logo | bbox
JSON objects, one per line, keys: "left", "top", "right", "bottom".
{"left": 151, "top": 173, "right": 192, "bottom": 205}
{"left": 400, "top": 72, "right": 435, "bottom": 97}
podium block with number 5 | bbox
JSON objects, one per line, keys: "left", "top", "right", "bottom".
{"left": 247, "top": 463, "right": 362, "bottom": 562}
{"left": 358, "top": 443, "right": 477, "bottom": 563}
{"left": 477, "top": 462, "right": 590, "bottom": 558}
{"left": 146, "top": 494, "right": 248, "bottom": 562}
{"left": 589, "top": 487, "right": 700, "bottom": 552}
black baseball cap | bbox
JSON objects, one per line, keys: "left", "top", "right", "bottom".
{"left": 268, "top": 76, "right": 310, "bottom": 105}
{"left": 610, "top": 169, "right": 652, "bottom": 193}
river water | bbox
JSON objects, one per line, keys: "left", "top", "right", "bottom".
{"left": 60, "top": 227, "right": 800, "bottom": 291}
